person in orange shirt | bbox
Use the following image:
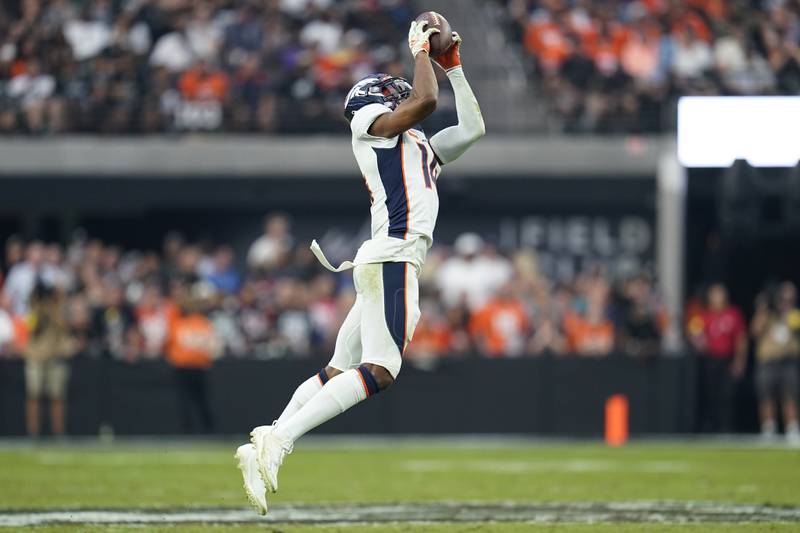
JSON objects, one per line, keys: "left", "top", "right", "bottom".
{"left": 469, "top": 283, "right": 530, "bottom": 357}
{"left": 166, "top": 286, "right": 220, "bottom": 434}
{"left": 564, "top": 285, "right": 615, "bottom": 357}
{"left": 136, "top": 283, "right": 178, "bottom": 359}
{"left": 406, "top": 302, "right": 453, "bottom": 360}
{"left": 178, "top": 60, "right": 229, "bottom": 103}
{"left": 524, "top": 13, "right": 574, "bottom": 73}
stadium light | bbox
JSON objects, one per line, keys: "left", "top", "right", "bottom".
{"left": 677, "top": 96, "right": 800, "bottom": 168}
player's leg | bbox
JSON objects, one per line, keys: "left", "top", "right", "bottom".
{"left": 275, "top": 263, "right": 417, "bottom": 441}
{"left": 358, "top": 261, "right": 420, "bottom": 384}
{"left": 256, "top": 263, "right": 420, "bottom": 491}
{"left": 273, "top": 300, "right": 362, "bottom": 425}
{"left": 244, "top": 291, "right": 363, "bottom": 504}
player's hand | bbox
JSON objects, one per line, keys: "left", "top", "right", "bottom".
{"left": 432, "top": 32, "right": 462, "bottom": 72}
{"left": 408, "top": 19, "right": 439, "bottom": 58}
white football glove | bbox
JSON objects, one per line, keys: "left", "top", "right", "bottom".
{"left": 407, "top": 20, "right": 440, "bottom": 58}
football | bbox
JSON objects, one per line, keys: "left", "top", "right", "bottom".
{"left": 415, "top": 11, "right": 454, "bottom": 57}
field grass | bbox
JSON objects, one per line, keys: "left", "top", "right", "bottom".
{"left": 11, "top": 525, "right": 800, "bottom": 533}
{"left": 1, "top": 439, "right": 798, "bottom": 532}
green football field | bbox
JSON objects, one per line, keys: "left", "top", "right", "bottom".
{"left": 0, "top": 438, "right": 798, "bottom": 532}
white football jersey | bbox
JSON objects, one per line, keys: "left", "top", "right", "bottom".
{"left": 349, "top": 103, "right": 441, "bottom": 272}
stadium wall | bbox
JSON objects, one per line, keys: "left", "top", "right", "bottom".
{"left": 0, "top": 357, "right": 696, "bottom": 437}
{"left": 0, "top": 136, "right": 666, "bottom": 177}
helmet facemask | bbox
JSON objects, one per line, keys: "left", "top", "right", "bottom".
{"left": 375, "top": 77, "right": 412, "bottom": 110}
{"left": 344, "top": 74, "right": 412, "bottom": 121}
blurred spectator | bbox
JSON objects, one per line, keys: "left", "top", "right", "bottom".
{"left": 42, "top": 244, "right": 72, "bottom": 289}
{"left": 135, "top": 283, "right": 177, "bottom": 359}
{"left": 436, "top": 233, "right": 513, "bottom": 311}
{"left": 201, "top": 280, "right": 248, "bottom": 358}
{"left": 63, "top": 4, "right": 111, "bottom": 61}
{"left": 672, "top": 27, "right": 713, "bottom": 80}
{"left": 149, "top": 17, "right": 195, "bottom": 73}
{"left": 176, "top": 60, "right": 229, "bottom": 130}
{"left": 4, "top": 236, "right": 25, "bottom": 272}
{"left": 406, "top": 301, "right": 454, "bottom": 361}
{"left": 237, "top": 281, "right": 272, "bottom": 357}
{"left": 91, "top": 281, "right": 136, "bottom": 361}
{"left": 185, "top": 2, "right": 222, "bottom": 62}
{"left": 563, "top": 281, "right": 614, "bottom": 357}
{"left": 620, "top": 27, "right": 661, "bottom": 83}
{"left": 6, "top": 59, "right": 60, "bottom": 133}
{"left": 0, "top": 297, "right": 28, "bottom": 358}
{"left": 204, "top": 245, "right": 242, "bottom": 295}
{"left": 688, "top": 283, "right": 747, "bottom": 433}
{"left": 24, "top": 283, "right": 77, "bottom": 437}
{"left": 67, "top": 293, "right": 91, "bottom": 356}
{"left": 273, "top": 278, "right": 312, "bottom": 356}
{"left": 470, "top": 282, "right": 530, "bottom": 357}
{"left": 3, "top": 241, "right": 46, "bottom": 314}
{"left": 307, "top": 273, "right": 340, "bottom": 351}
{"left": 0, "top": 304, "right": 15, "bottom": 355}
{"left": 248, "top": 214, "right": 292, "bottom": 271}
{"left": 617, "top": 275, "right": 664, "bottom": 358}
{"left": 751, "top": 282, "right": 800, "bottom": 444}
{"left": 166, "top": 286, "right": 220, "bottom": 433}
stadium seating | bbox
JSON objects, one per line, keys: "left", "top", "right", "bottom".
{"left": 0, "top": 0, "right": 414, "bottom": 134}
{"left": 498, "top": 0, "right": 800, "bottom": 133}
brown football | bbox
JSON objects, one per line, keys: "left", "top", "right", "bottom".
{"left": 415, "top": 11, "right": 454, "bottom": 57}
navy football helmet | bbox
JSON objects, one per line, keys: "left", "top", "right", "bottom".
{"left": 343, "top": 74, "right": 412, "bottom": 122}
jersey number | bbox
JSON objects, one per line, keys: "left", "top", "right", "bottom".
{"left": 415, "top": 141, "right": 437, "bottom": 189}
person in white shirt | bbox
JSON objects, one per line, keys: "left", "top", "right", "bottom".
{"left": 3, "top": 242, "right": 46, "bottom": 315}
{"left": 247, "top": 214, "right": 293, "bottom": 271}
{"left": 672, "top": 28, "right": 713, "bottom": 80}
{"left": 436, "top": 233, "right": 513, "bottom": 311}
{"left": 237, "top": 17, "right": 485, "bottom": 515}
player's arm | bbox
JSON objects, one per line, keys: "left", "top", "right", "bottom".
{"left": 368, "top": 21, "right": 439, "bottom": 139}
{"left": 429, "top": 33, "right": 486, "bottom": 165}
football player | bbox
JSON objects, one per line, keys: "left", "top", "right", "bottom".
{"left": 236, "top": 19, "right": 485, "bottom": 515}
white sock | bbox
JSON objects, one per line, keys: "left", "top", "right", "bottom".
{"left": 275, "top": 372, "right": 325, "bottom": 425}
{"left": 274, "top": 367, "right": 378, "bottom": 443}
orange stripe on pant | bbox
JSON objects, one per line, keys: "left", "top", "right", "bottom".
{"left": 356, "top": 369, "right": 371, "bottom": 397}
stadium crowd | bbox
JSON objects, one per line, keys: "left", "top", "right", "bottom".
{"left": 0, "top": 215, "right": 667, "bottom": 365}
{"left": 0, "top": 0, "right": 414, "bottom": 134}
{"left": 4, "top": 0, "right": 799, "bottom": 135}
{"left": 500, "top": 0, "right": 800, "bottom": 132}
{"left": 3, "top": 218, "right": 798, "bottom": 440}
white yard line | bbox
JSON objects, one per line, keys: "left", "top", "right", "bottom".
{"left": 399, "top": 459, "right": 693, "bottom": 474}
{"left": 2, "top": 502, "right": 800, "bottom": 527}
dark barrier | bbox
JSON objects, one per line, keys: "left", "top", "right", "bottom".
{"left": 0, "top": 356, "right": 696, "bottom": 437}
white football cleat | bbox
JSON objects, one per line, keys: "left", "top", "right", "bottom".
{"left": 250, "top": 425, "right": 292, "bottom": 493}
{"left": 235, "top": 443, "right": 268, "bottom": 515}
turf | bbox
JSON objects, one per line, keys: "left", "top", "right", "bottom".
{"left": 1, "top": 440, "right": 799, "bottom": 532}
{"left": 10, "top": 525, "right": 800, "bottom": 533}
{"left": 0, "top": 441, "right": 798, "bottom": 509}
